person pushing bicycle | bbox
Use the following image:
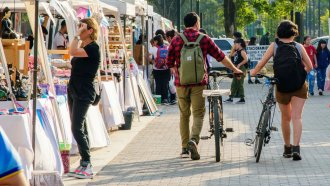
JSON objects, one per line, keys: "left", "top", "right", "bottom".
{"left": 166, "top": 12, "right": 242, "bottom": 160}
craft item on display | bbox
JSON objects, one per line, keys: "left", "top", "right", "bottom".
{"left": 0, "top": 40, "right": 18, "bottom": 111}
{"left": 0, "top": 83, "right": 10, "bottom": 101}
{"left": 100, "top": 81, "right": 124, "bottom": 129}
{"left": 1, "top": 7, "right": 19, "bottom": 39}
{"left": 77, "top": 7, "right": 88, "bottom": 19}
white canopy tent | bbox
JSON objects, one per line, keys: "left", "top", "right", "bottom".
{"left": 101, "top": 0, "right": 135, "bottom": 17}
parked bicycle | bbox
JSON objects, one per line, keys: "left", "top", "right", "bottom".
{"left": 245, "top": 74, "right": 278, "bottom": 163}
{"left": 201, "top": 71, "right": 238, "bottom": 162}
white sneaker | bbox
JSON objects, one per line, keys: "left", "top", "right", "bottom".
{"left": 75, "top": 164, "right": 94, "bottom": 179}
{"left": 67, "top": 165, "right": 83, "bottom": 177}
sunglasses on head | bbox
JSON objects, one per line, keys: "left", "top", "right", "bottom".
{"left": 78, "top": 22, "right": 92, "bottom": 30}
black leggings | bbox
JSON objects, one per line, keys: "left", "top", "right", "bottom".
{"left": 68, "top": 90, "right": 91, "bottom": 162}
{"left": 153, "top": 69, "right": 170, "bottom": 101}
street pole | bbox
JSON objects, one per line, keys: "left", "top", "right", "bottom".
{"left": 191, "top": 0, "right": 193, "bottom": 12}
{"left": 313, "top": 0, "right": 316, "bottom": 37}
{"left": 196, "top": 0, "right": 200, "bottom": 15}
{"left": 177, "top": 0, "right": 181, "bottom": 32}
{"left": 309, "top": 0, "right": 312, "bottom": 35}
{"left": 163, "top": 0, "right": 166, "bottom": 17}
{"left": 318, "top": 0, "right": 321, "bottom": 36}
{"left": 290, "top": 0, "right": 294, "bottom": 21}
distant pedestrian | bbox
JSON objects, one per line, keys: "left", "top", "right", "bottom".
{"left": 303, "top": 36, "right": 318, "bottom": 96}
{"left": 152, "top": 34, "right": 171, "bottom": 104}
{"left": 166, "top": 29, "right": 178, "bottom": 105}
{"left": 259, "top": 32, "right": 270, "bottom": 45}
{"left": 165, "top": 29, "right": 176, "bottom": 44}
{"left": 224, "top": 38, "right": 248, "bottom": 104}
{"left": 316, "top": 39, "right": 330, "bottom": 95}
{"left": 251, "top": 20, "right": 313, "bottom": 161}
{"left": 247, "top": 36, "right": 261, "bottom": 84}
{"left": 229, "top": 31, "right": 243, "bottom": 58}
{"left": 166, "top": 12, "right": 242, "bottom": 160}
{"left": 155, "top": 29, "right": 169, "bottom": 45}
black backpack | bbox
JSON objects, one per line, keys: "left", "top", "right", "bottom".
{"left": 273, "top": 39, "right": 306, "bottom": 93}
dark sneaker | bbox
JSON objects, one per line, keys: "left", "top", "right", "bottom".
{"left": 236, "top": 98, "right": 245, "bottom": 104}
{"left": 170, "top": 99, "right": 177, "bottom": 105}
{"left": 161, "top": 99, "right": 169, "bottom": 105}
{"left": 292, "top": 145, "right": 302, "bottom": 161}
{"left": 224, "top": 98, "right": 233, "bottom": 103}
{"left": 319, "top": 90, "right": 323, "bottom": 96}
{"left": 248, "top": 80, "right": 253, "bottom": 84}
{"left": 254, "top": 80, "right": 262, "bottom": 84}
{"left": 283, "top": 144, "right": 292, "bottom": 158}
{"left": 310, "top": 92, "right": 314, "bottom": 96}
{"left": 180, "top": 148, "right": 189, "bottom": 158}
{"left": 188, "top": 139, "right": 200, "bottom": 160}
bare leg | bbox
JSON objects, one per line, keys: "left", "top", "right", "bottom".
{"left": 290, "top": 96, "right": 306, "bottom": 146}
{"left": 278, "top": 103, "right": 292, "bottom": 146}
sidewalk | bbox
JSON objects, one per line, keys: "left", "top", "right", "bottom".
{"left": 63, "top": 115, "right": 156, "bottom": 186}
{"left": 87, "top": 79, "right": 330, "bottom": 186}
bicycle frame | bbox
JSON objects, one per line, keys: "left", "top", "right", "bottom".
{"left": 256, "top": 80, "right": 277, "bottom": 144}
{"left": 207, "top": 76, "right": 223, "bottom": 137}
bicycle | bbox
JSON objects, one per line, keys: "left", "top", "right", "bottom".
{"left": 245, "top": 74, "right": 278, "bottom": 163}
{"left": 201, "top": 70, "right": 237, "bottom": 162}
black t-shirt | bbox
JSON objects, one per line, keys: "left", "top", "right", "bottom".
{"left": 233, "top": 50, "right": 244, "bottom": 66}
{"left": 68, "top": 41, "right": 100, "bottom": 101}
{"left": 70, "top": 41, "right": 100, "bottom": 79}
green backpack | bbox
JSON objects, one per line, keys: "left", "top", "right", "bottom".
{"left": 179, "top": 33, "right": 205, "bottom": 85}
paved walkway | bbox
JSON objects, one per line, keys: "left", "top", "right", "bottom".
{"left": 87, "top": 79, "right": 330, "bottom": 186}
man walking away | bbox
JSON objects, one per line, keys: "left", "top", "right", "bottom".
{"left": 166, "top": 12, "right": 242, "bottom": 160}
{"left": 259, "top": 32, "right": 270, "bottom": 45}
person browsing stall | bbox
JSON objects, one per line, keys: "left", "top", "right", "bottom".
{"left": 52, "top": 20, "right": 68, "bottom": 59}
{"left": 67, "top": 18, "right": 100, "bottom": 179}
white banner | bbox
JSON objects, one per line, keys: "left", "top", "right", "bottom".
{"left": 246, "top": 45, "right": 269, "bottom": 61}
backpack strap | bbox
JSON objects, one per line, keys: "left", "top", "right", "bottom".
{"left": 195, "top": 34, "right": 205, "bottom": 44}
{"left": 273, "top": 39, "right": 302, "bottom": 59}
{"left": 293, "top": 42, "right": 302, "bottom": 59}
{"left": 179, "top": 33, "right": 189, "bottom": 45}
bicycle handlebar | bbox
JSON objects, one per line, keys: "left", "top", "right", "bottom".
{"left": 208, "top": 70, "right": 242, "bottom": 78}
{"left": 256, "top": 74, "right": 279, "bottom": 84}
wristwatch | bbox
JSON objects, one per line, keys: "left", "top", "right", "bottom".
{"left": 74, "top": 35, "right": 80, "bottom": 41}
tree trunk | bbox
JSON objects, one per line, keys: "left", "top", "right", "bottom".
{"left": 224, "top": 0, "right": 236, "bottom": 37}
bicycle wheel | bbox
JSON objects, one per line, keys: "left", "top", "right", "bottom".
{"left": 213, "top": 98, "right": 221, "bottom": 162}
{"left": 254, "top": 109, "right": 270, "bottom": 163}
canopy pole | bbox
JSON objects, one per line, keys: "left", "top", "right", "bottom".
{"left": 32, "top": 0, "right": 40, "bottom": 169}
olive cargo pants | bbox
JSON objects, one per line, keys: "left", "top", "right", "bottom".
{"left": 176, "top": 85, "right": 206, "bottom": 148}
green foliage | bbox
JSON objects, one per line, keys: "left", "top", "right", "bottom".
{"left": 320, "top": 10, "right": 329, "bottom": 36}
{"left": 236, "top": 0, "right": 257, "bottom": 29}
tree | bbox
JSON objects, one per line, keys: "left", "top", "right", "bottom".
{"left": 224, "top": 0, "right": 236, "bottom": 37}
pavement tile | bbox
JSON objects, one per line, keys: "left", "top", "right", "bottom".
{"left": 88, "top": 79, "right": 330, "bottom": 186}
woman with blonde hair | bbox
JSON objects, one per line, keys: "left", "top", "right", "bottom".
{"left": 67, "top": 18, "right": 100, "bottom": 179}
